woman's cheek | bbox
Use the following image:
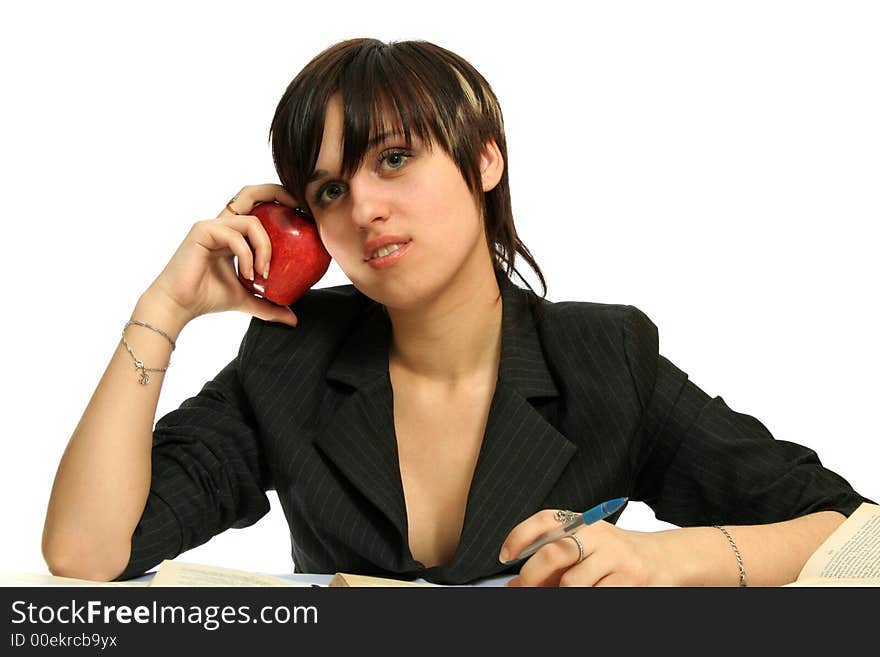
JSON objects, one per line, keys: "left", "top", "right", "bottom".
{"left": 314, "top": 219, "right": 345, "bottom": 261}
{"left": 318, "top": 226, "right": 366, "bottom": 283}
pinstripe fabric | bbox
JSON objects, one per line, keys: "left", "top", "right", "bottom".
{"left": 116, "top": 276, "right": 872, "bottom": 584}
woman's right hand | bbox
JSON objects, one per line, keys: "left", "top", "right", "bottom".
{"left": 146, "top": 183, "right": 301, "bottom": 328}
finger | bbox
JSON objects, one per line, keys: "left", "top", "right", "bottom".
{"left": 593, "top": 573, "right": 628, "bottom": 587}
{"left": 196, "top": 223, "right": 256, "bottom": 280}
{"left": 499, "top": 509, "right": 566, "bottom": 563}
{"left": 222, "top": 183, "right": 301, "bottom": 217}
{"left": 239, "top": 294, "right": 299, "bottom": 327}
{"left": 514, "top": 534, "right": 590, "bottom": 587}
{"left": 559, "top": 556, "right": 613, "bottom": 587}
{"left": 215, "top": 214, "right": 273, "bottom": 280}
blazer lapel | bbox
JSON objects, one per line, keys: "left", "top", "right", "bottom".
{"left": 315, "top": 303, "right": 411, "bottom": 553}
{"left": 433, "top": 279, "right": 578, "bottom": 583}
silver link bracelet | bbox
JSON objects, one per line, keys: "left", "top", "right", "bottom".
{"left": 122, "top": 320, "right": 176, "bottom": 385}
{"left": 714, "top": 525, "right": 748, "bottom": 587}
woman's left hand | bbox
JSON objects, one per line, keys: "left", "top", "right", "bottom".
{"left": 499, "top": 509, "right": 684, "bottom": 587}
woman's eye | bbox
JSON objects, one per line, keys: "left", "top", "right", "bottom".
{"left": 319, "top": 184, "right": 343, "bottom": 203}
{"left": 381, "top": 149, "right": 410, "bottom": 169}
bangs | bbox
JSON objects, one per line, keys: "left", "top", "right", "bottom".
{"left": 334, "top": 84, "right": 436, "bottom": 183}
{"left": 270, "top": 38, "right": 497, "bottom": 215}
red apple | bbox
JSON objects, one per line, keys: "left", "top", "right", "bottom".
{"left": 237, "top": 202, "right": 331, "bottom": 306}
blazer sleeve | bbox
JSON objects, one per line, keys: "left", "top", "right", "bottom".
{"left": 624, "top": 305, "right": 874, "bottom": 527}
{"left": 113, "top": 317, "right": 272, "bottom": 580}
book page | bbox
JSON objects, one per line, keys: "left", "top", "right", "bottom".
{"left": 795, "top": 502, "right": 880, "bottom": 582}
{"left": 785, "top": 577, "right": 880, "bottom": 587}
{"left": 0, "top": 573, "right": 149, "bottom": 587}
{"left": 148, "top": 560, "right": 310, "bottom": 587}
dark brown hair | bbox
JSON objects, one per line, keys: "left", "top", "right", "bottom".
{"left": 269, "top": 37, "right": 547, "bottom": 299}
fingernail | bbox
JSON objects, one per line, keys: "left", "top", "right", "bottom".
{"left": 248, "top": 269, "right": 255, "bottom": 281}
{"left": 499, "top": 548, "right": 509, "bottom": 563}
{"left": 263, "top": 266, "right": 270, "bottom": 279}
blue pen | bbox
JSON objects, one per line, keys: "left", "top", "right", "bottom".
{"left": 508, "top": 497, "right": 628, "bottom": 562}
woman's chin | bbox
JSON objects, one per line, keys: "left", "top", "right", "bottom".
{"left": 351, "top": 276, "right": 443, "bottom": 312}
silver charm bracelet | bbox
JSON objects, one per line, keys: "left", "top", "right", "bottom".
{"left": 122, "top": 320, "right": 176, "bottom": 385}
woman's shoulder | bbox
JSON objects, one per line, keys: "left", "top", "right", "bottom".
{"left": 272, "top": 283, "right": 372, "bottom": 323}
{"left": 541, "top": 296, "right": 631, "bottom": 318}
{"left": 533, "top": 292, "right": 654, "bottom": 333}
{"left": 524, "top": 291, "right": 659, "bottom": 363}
{"left": 524, "top": 294, "right": 660, "bottom": 401}
{"left": 295, "top": 282, "right": 372, "bottom": 314}
{"left": 241, "top": 283, "right": 374, "bottom": 356}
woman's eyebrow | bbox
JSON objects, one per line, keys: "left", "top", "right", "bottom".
{"left": 307, "top": 130, "right": 405, "bottom": 184}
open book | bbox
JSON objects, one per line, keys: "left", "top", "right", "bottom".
{"left": 784, "top": 502, "right": 880, "bottom": 586}
{"left": 0, "top": 560, "right": 432, "bottom": 587}
{"left": 147, "top": 560, "right": 431, "bottom": 587}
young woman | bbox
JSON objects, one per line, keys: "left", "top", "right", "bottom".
{"left": 42, "top": 38, "right": 872, "bottom": 586}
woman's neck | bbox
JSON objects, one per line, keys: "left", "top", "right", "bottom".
{"left": 386, "top": 266, "right": 503, "bottom": 386}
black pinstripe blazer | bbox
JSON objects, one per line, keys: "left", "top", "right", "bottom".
{"left": 117, "top": 275, "right": 872, "bottom": 584}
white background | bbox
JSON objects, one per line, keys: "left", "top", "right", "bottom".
{"left": 2, "top": 1, "right": 877, "bottom": 577}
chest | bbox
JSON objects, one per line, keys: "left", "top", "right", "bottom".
{"left": 390, "top": 374, "right": 496, "bottom": 568}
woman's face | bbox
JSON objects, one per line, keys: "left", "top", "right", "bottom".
{"left": 305, "top": 94, "right": 499, "bottom": 310}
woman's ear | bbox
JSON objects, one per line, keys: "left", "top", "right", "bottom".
{"left": 479, "top": 138, "right": 504, "bottom": 193}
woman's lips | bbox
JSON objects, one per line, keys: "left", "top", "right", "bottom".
{"left": 366, "top": 240, "right": 413, "bottom": 270}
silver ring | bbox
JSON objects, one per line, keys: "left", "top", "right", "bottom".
{"left": 567, "top": 533, "right": 586, "bottom": 564}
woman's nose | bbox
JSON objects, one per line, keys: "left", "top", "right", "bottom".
{"left": 348, "top": 172, "right": 390, "bottom": 229}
